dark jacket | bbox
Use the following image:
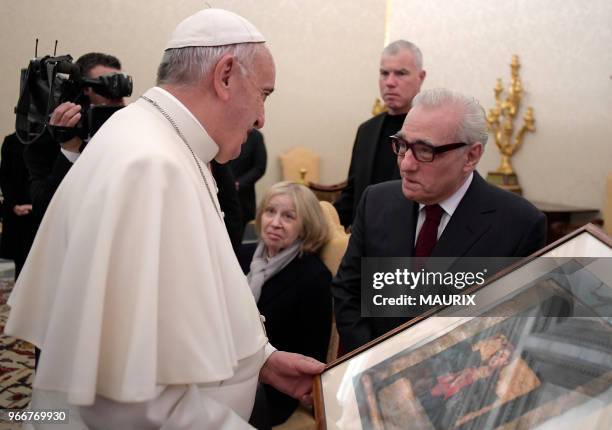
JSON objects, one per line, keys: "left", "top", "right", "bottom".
{"left": 0, "top": 133, "right": 35, "bottom": 275}
{"left": 239, "top": 242, "right": 332, "bottom": 425}
{"left": 333, "top": 172, "right": 547, "bottom": 352}
{"left": 230, "top": 130, "right": 267, "bottom": 223}
{"left": 211, "top": 161, "right": 243, "bottom": 254}
{"left": 334, "top": 113, "right": 400, "bottom": 227}
{"left": 22, "top": 131, "right": 72, "bottom": 230}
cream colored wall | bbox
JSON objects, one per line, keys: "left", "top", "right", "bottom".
{"left": 2, "top": 1, "right": 610, "bottom": 210}
{"left": 0, "top": 0, "right": 383, "bottom": 202}
{"left": 389, "top": 0, "right": 612, "bottom": 209}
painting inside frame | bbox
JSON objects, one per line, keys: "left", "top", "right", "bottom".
{"left": 317, "top": 225, "right": 612, "bottom": 430}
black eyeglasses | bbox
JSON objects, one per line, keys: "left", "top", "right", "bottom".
{"left": 390, "top": 134, "right": 468, "bottom": 163}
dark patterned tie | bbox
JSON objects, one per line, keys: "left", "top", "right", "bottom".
{"left": 414, "top": 204, "right": 445, "bottom": 257}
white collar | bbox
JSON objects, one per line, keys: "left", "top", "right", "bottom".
{"left": 139, "top": 87, "right": 219, "bottom": 163}
{"left": 419, "top": 171, "right": 474, "bottom": 216}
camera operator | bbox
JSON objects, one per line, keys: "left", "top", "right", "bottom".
{"left": 23, "top": 52, "right": 126, "bottom": 230}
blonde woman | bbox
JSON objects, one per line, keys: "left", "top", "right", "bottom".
{"left": 239, "top": 181, "right": 331, "bottom": 425}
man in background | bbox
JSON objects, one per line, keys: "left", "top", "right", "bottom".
{"left": 334, "top": 40, "right": 426, "bottom": 227}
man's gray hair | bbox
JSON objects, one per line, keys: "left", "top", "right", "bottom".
{"left": 382, "top": 40, "right": 423, "bottom": 70}
{"left": 156, "top": 42, "right": 265, "bottom": 86}
{"left": 412, "top": 88, "right": 489, "bottom": 146}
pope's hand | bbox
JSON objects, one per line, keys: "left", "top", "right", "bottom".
{"left": 259, "top": 351, "right": 325, "bottom": 406}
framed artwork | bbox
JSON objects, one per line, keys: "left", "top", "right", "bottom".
{"left": 315, "top": 224, "right": 612, "bottom": 429}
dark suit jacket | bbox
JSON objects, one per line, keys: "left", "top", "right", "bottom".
{"left": 239, "top": 243, "right": 332, "bottom": 425}
{"left": 0, "top": 133, "right": 35, "bottom": 272}
{"left": 230, "top": 130, "right": 267, "bottom": 223}
{"left": 211, "top": 161, "right": 244, "bottom": 254}
{"left": 334, "top": 113, "right": 400, "bottom": 227}
{"left": 332, "top": 172, "right": 547, "bottom": 352}
{"left": 22, "top": 131, "right": 72, "bottom": 231}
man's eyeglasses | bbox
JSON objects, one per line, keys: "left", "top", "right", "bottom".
{"left": 390, "top": 134, "right": 468, "bottom": 163}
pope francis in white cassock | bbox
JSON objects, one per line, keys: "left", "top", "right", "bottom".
{"left": 5, "top": 8, "right": 322, "bottom": 429}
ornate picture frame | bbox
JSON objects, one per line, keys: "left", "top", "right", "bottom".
{"left": 315, "top": 224, "right": 612, "bottom": 429}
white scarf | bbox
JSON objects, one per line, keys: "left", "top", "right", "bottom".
{"left": 247, "top": 240, "right": 302, "bottom": 301}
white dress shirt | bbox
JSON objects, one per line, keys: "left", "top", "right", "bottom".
{"left": 414, "top": 172, "right": 474, "bottom": 244}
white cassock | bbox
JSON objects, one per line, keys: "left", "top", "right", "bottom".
{"left": 6, "top": 87, "right": 272, "bottom": 429}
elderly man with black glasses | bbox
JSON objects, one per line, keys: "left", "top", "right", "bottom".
{"left": 332, "top": 88, "right": 546, "bottom": 353}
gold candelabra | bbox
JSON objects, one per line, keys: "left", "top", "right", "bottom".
{"left": 372, "top": 98, "right": 387, "bottom": 116}
{"left": 486, "top": 55, "right": 536, "bottom": 195}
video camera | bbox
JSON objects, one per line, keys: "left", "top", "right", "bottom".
{"left": 14, "top": 54, "right": 133, "bottom": 145}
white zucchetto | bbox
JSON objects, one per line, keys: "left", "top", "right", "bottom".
{"left": 165, "top": 8, "right": 265, "bottom": 50}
